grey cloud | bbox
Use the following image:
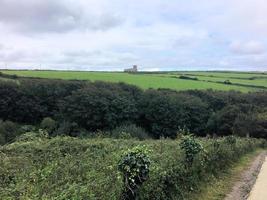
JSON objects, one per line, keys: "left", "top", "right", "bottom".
{"left": 0, "top": 0, "right": 122, "bottom": 33}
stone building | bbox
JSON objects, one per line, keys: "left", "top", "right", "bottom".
{"left": 124, "top": 65, "right": 138, "bottom": 72}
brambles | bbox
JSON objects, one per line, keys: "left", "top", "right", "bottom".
{"left": 180, "top": 134, "right": 203, "bottom": 167}
{"left": 118, "top": 145, "right": 151, "bottom": 199}
{"left": 0, "top": 136, "right": 266, "bottom": 199}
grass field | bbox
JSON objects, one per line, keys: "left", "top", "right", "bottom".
{"left": 1, "top": 70, "right": 267, "bottom": 92}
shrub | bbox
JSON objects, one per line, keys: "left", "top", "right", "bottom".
{"left": 111, "top": 124, "right": 149, "bottom": 140}
{"left": 180, "top": 134, "right": 203, "bottom": 167}
{"left": 0, "top": 120, "right": 20, "bottom": 144}
{"left": 118, "top": 145, "right": 151, "bottom": 199}
{"left": 0, "top": 136, "right": 265, "bottom": 199}
{"left": 40, "top": 117, "right": 57, "bottom": 134}
{"left": 224, "top": 135, "right": 237, "bottom": 145}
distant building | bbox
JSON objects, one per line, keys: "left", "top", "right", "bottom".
{"left": 124, "top": 65, "right": 138, "bottom": 73}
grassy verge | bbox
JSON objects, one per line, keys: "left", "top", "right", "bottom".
{"left": 190, "top": 149, "right": 265, "bottom": 200}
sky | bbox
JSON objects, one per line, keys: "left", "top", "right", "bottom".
{"left": 0, "top": 0, "right": 267, "bottom": 71}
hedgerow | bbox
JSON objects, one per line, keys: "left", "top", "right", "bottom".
{"left": 0, "top": 135, "right": 265, "bottom": 199}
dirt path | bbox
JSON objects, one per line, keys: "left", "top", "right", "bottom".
{"left": 247, "top": 155, "right": 267, "bottom": 200}
{"left": 224, "top": 151, "right": 266, "bottom": 200}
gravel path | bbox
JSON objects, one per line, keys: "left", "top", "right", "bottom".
{"left": 224, "top": 151, "right": 266, "bottom": 200}
{"left": 247, "top": 155, "right": 267, "bottom": 200}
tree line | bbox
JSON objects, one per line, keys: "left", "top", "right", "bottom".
{"left": 0, "top": 78, "right": 266, "bottom": 139}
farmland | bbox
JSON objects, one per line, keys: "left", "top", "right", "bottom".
{"left": 1, "top": 70, "right": 267, "bottom": 92}
{"left": 0, "top": 70, "right": 267, "bottom": 199}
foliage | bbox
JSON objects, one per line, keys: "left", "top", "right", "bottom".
{"left": 111, "top": 124, "right": 149, "bottom": 140}
{"left": 118, "top": 145, "right": 151, "bottom": 199}
{"left": 180, "top": 134, "right": 203, "bottom": 166}
{"left": 138, "top": 89, "right": 210, "bottom": 138}
{"left": 176, "top": 125, "right": 191, "bottom": 138}
{"left": 207, "top": 105, "right": 241, "bottom": 136}
{"left": 224, "top": 135, "right": 237, "bottom": 145}
{"left": 16, "top": 129, "right": 49, "bottom": 142}
{"left": 0, "top": 120, "right": 20, "bottom": 145}
{"left": 0, "top": 77, "right": 266, "bottom": 138}
{"left": 40, "top": 117, "right": 57, "bottom": 134}
{"left": 60, "top": 84, "right": 138, "bottom": 131}
{"left": 0, "top": 135, "right": 265, "bottom": 199}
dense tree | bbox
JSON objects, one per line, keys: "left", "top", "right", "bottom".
{"left": 138, "top": 89, "right": 210, "bottom": 138}
{"left": 60, "top": 85, "right": 138, "bottom": 131}
{"left": 206, "top": 105, "right": 241, "bottom": 136}
{"left": 0, "top": 82, "right": 20, "bottom": 121}
{"left": 0, "top": 78, "right": 266, "bottom": 139}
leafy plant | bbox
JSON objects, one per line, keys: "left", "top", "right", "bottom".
{"left": 180, "top": 134, "right": 203, "bottom": 167}
{"left": 118, "top": 145, "right": 151, "bottom": 199}
{"left": 224, "top": 135, "right": 237, "bottom": 145}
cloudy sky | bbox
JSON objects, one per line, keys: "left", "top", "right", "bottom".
{"left": 0, "top": 0, "right": 267, "bottom": 71}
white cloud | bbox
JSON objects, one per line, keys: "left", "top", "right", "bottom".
{"left": 0, "top": 0, "right": 266, "bottom": 71}
{"left": 230, "top": 41, "right": 265, "bottom": 55}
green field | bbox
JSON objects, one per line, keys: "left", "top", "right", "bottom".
{"left": 1, "top": 70, "right": 267, "bottom": 92}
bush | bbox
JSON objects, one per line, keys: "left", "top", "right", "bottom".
{"left": 40, "top": 117, "right": 57, "bottom": 134}
{"left": 224, "top": 135, "right": 237, "bottom": 145}
{"left": 180, "top": 134, "right": 203, "bottom": 167}
{"left": 0, "top": 120, "right": 20, "bottom": 145}
{"left": 118, "top": 145, "right": 151, "bottom": 199}
{"left": 111, "top": 124, "right": 149, "bottom": 140}
{"left": 0, "top": 136, "right": 265, "bottom": 199}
